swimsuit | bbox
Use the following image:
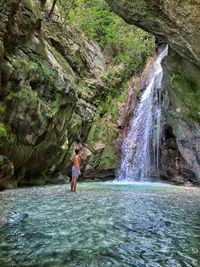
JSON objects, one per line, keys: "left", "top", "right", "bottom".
{"left": 72, "top": 165, "right": 79, "bottom": 177}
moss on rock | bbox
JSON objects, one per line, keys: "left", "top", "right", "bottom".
{"left": 163, "top": 49, "right": 200, "bottom": 179}
{"left": 0, "top": 124, "right": 8, "bottom": 139}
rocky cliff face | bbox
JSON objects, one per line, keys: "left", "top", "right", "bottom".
{"left": 106, "top": 0, "right": 200, "bottom": 182}
{"left": 0, "top": 0, "right": 126, "bottom": 189}
{"left": 161, "top": 49, "right": 200, "bottom": 181}
{"left": 1, "top": 0, "right": 198, "bottom": 188}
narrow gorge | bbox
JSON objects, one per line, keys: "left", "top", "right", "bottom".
{"left": 0, "top": 0, "right": 199, "bottom": 189}
{"left": 1, "top": 1, "right": 200, "bottom": 266}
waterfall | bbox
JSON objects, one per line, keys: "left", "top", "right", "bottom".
{"left": 117, "top": 46, "right": 168, "bottom": 181}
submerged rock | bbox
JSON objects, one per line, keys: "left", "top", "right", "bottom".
{"left": 0, "top": 211, "right": 28, "bottom": 226}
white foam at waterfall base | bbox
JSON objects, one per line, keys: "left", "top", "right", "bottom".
{"left": 117, "top": 46, "right": 168, "bottom": 182}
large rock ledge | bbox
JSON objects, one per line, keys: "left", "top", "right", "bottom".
{"left": 106, "top": 0, "right": 200, "bottom": 67}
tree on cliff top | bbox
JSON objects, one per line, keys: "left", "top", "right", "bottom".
{"left": 48, "top": 0, "right": 58, "bottom": 20}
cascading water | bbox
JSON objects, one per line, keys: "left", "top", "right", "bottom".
{"left": 117, "top": 46, "right": 168, "bottom": 181}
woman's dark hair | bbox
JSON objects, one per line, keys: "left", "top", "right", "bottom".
{"left": 75, "top": 149, "right": 80, "bottom": 155}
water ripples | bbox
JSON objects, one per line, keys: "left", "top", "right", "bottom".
{"left": 0, "top": 183, "right": 200, "bottom": 266}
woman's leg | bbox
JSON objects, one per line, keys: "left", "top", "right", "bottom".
{"left": 74, "top": 177, "right": 78, "bottom": 192}
{"left": 71, "top": 177, "right": 75, "bottom": 191}
{"left": 71, "top": 177, "right": 78, "bottom": 191}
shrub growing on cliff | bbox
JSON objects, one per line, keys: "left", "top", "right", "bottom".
{"left": 58, "top": 0, "right": 154, "bottom": 76}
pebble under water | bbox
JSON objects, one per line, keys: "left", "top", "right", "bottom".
{"left": 0, "top": 182, "right": 200, "bottom": 267}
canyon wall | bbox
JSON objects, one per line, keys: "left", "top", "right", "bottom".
{"left": 0, "top": 0, "right": 127, "bottom": 188}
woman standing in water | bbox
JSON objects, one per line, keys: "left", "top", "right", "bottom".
{"left": 71, "top": 149, "right": 81, "bottom": 192}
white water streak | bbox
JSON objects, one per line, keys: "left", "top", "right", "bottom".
{"left": 117, "top": 46, "right": 168, "bottom": 181}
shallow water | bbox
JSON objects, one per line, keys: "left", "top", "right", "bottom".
{"left": 0, "top": 182, "right": 200, "bottom": 267}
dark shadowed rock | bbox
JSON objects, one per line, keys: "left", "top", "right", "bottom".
{"left": 0, "top": 155, "right": 14, "bottom": 190}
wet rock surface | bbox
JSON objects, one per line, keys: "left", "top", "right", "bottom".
{"left": 162, "top": 49, "right": 200, "bottom": 181}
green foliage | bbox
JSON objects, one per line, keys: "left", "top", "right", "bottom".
{"left": 13, "top": 56, "right": 58, "bottom": 88}
{"left": 97, "top": 81, "right": 128, "bottom": 121}
{"left": 55, "top": 0, "right": 155, "bottom": 115}
{"left": 29, "top": 55, "right": 58, "bottom": 83}
{"left": 0, "top": 103, "right": 6, "bottom": 117}
{"left": 58, "top": 0, "right": 154, "bottom": 122}
{"left": 58, "top": 0, "right": 154, "bottom": 74}
{"left": 50, "top": 46, "right": 75, "bottom": 80}
{"left": 0, "top": 123, "right": 8, "bottom": 138}
{"left": 98, "top": 144, "right": 119, "bottom": 169}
